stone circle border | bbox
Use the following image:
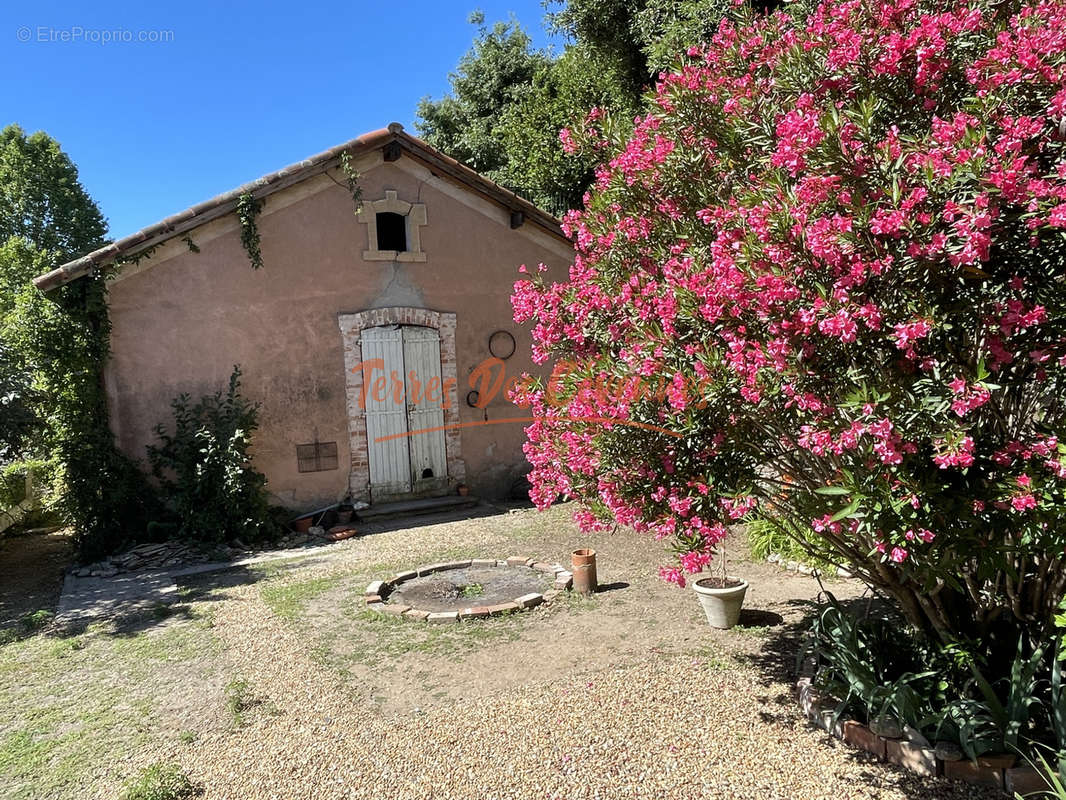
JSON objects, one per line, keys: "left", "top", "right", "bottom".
{"left": 364, "top": 556, "right": 573, "bottom": 623}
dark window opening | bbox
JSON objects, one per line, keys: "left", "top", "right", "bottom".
{"left": 297, "top": 441, "right": 338, "bottom": 473}
{"left": 376, "top": 212, "right": 407, "bottom": 251}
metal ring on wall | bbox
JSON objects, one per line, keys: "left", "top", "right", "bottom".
{"left": 489, "top": 330, "right": 516, "bottom": 360}
{"left": 466, "top": 390, "right": 480, "bottom": 408}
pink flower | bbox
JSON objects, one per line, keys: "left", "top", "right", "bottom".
{"left": 890, "top": 547, "right": 908, "bottom": 563}
{"left": 933, "top": 435, "right": 974, "bottom": 469}
{"left": 812, "top": 514, "right": 842, "bottom": 534}
{"left": 1011, "top": 494, "right": 1037, "bottom": 512}
{"left": 951, "top": 384, "right": 991, "bottom": 417}
{"left": 659, "top": 566, "right": 686, "bottom": 587}
{"left": 559, "top": 128, "right": 578, "bottom": 155}
{"left": 679, "top": 549, "right": 711, "bottom": 574}
{"left": 667, "top": 372, "right": 689, "bottom": 411}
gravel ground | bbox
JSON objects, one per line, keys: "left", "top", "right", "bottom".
{"left": 110, "top": 504, "right": 1004, "bottom": 800}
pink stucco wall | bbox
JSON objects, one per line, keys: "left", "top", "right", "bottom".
{"left": 103, "top": 158, "right": 570, "bottom": 510}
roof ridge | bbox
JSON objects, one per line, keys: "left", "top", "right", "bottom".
{"left": 32, "top": 124, "right": 566, "bottom": 292}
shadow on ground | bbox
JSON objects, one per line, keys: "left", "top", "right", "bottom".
{"left": 734, "top": 590, "right": 999, "bottom": 800}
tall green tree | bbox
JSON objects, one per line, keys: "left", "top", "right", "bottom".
{"left": 633, "top": 0, "right": 734, "bottom": 73}
{"left": 0, "top": 125, "right": 107, "bottom": 261}
{"left": 546, "top": 0, "right": 650, "bottom": 104}
{"left": 0, "top": 124, "right": 154, "bottom": 555}
{"left": 417, "top": 2, "right": 775, "bottom": 217}
{"left": 416, "top": 13, "right": 551, "bottom": 179}
{"left": 497, "top": 46, "right": 637, "bottom": 213}
{"left": 0, "top": 337, "right": 36, "bottom": 461}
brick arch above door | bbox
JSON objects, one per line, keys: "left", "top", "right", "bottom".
{"left": 337, "top": 307, "right": 464, "bottom": 503}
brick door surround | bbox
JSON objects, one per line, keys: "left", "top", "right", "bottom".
{"left": 337, "top": 307, "right": 464, "bottom": 502}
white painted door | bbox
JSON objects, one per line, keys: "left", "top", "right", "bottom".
{"left": 362, "top": 326, "right": 411, "bottom": 498}
{"left": 402, "top": 326, "right": 448, "bottom": 494}
{"left": 361, "top": 325, "right": 448, "bottom": 501}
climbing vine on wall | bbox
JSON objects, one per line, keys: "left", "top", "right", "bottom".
{"left": 236, "top": 192, "right": 264, "bottom": 270}
{"left": 5, "top": 250, "right": 160, "bottom": 559}
{"left": 339, "top": 152, "right": 363, "bottom": 216}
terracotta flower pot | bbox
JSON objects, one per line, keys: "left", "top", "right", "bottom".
{"left": 335, "top": 508, "right": 354, "bottom": 524}
{"left": 692, "top": 576, "right": 748, "bottom": 629}
{"left": 292, "top": 516, "right": 314, "bottom": 533}
{"left": 457, "top": 484, "right": 470, "bottom": 497}
{"left": 571, "top": 548, "right": 597, "bottom": 594}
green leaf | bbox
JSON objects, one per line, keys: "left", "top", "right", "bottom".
{"left": 830, "top": 497, "right": 862, "bottom": 523}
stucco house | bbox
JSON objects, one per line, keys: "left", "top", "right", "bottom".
{"left": 33, "top": 123, "right": 572, "bottom": 511}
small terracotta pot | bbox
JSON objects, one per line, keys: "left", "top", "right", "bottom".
{"left": 457, "top": 484, "right": 470, "bottom": 497}
{"left": 571, "top": 548, "right": 597, "bottom": 594}
{"left": 335, "top": 509, "right": 354, "bottom": 524}
{"left": 292, "top": 516, "right": 313, "bottom": 533}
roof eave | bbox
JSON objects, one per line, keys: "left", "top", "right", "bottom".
{"left": 31, "top": 124, "right": 567, "bottom": 293}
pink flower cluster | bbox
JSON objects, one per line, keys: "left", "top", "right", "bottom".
{"left": 511, "top": 0, "right": 1066, "bottom": 584}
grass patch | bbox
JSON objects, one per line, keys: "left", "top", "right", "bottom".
{"left": 686, "top": 645, "right": 740, "bottom": 671}
{"left": 19, "top": 609, "right": 53, "bottom": 631}
{"left": 745, "top": 517, "right": 835, "bottom": 572}
{"left": 224, "top": 678, "right": 257, "bottom": 727}
{"left": 120, "top": 762, "right": 199, "bottom": 800}
{"left": 0, "top": 610, "right": 56, "bottom": 645}
{"left": 260, "top": 575, "right": 342, "bottom": 620}
{"left": 459, "top": 583, "right": 484, "bottom": 598}
{"left": 110, "top": 616, "right": 220, "bottom": 663}
{"left": 0, "top": 604, "right": 223, "bottom": 799}
{"left": 223, "top": 677, "right": 275, "bottom": 728}
{"left": 346, "top": 608, "right": 526, "bottom": 660}
{"left": 731, "top": 624, "right": 770, "bottom": 637}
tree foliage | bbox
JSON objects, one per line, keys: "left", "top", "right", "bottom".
{"left": 0, "top": 125, "right": 107, "bottom": 260}
{"left": 546, "top": 0, "right": 650, "bottom": 104}
{"left": 512, "top": 0, "right": 1066, "bottom": 663}
{"left": 495, "top": 46, "right": 634, "bottom": 213}
{"left": 0, "top": 337, "right": 37, "bottom": 462}
{"left": 417, "top": 2, "right": 760, "bottom": 216}
{"left": 0, "top": 124, "right": 156, "bottom": 555}
{"left": 416, "top": 14, "right": 551, "bottom": 180}
{"left": 147, "top": 367, "right": 277, "bottom": 545}
{"left": 633, "top": 0, "right": 741, "bottom": 73}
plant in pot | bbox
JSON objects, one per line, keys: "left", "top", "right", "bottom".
{"left": 690, "top": 546, "right": 748, "bottom": 630}
{"left": 335, "top": 502, "right": 355, "bottom": 524}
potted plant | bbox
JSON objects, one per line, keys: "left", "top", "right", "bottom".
{"left": 691, "top": 549, "right": 748, "bottom": 629}
{"left": 335, "top": 502, "right": 355, "bottom": 524}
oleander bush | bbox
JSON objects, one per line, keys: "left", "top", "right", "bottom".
{"left": 512, "top": 0, "right": 1066, "bottom": 754}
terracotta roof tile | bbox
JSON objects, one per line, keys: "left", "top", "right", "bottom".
{"left": 32, "top": 124, "right": 566, "bottom": 292}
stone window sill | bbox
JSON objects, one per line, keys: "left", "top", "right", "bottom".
{"left": 363, "top": 250, "right": 427, "bottom": 262}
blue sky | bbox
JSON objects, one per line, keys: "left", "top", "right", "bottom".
{"left": 1, "top": 0, "right": 560, "bottom": 239}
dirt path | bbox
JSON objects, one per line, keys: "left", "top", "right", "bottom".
{"left": 0, "top": 528, "right": 72, "bottom": 630}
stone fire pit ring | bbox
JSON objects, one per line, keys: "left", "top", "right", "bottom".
{"left": 364, "top": 556, "right": 573, "bottom": 623}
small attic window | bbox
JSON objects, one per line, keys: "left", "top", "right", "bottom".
{"left": 376, "top": 212, "right": 407, "bottom": 252}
